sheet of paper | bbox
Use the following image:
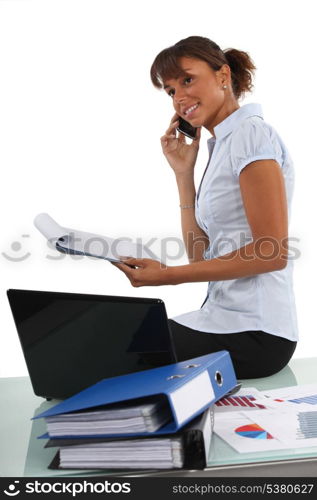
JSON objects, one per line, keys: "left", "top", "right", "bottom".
{"left": 263, "top": 384, "right": 317, "bottom": 405}
{"left": 214, "top": 412, "right": 288, "bottom": 453}
{"left": 258, "top": 384, "right": 317, "bottom": 411}
{"left": 34, "top": 213, "right": 157, "bottom": 262}
{"left": 244, "top": 407, "right": 317, "bottom": 449}
{"left": 214, "top": 383, "right": 317, "bottom": 453}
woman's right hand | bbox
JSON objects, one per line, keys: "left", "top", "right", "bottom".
{"left": 160, "top": 114, "right": 201, "bottom": 177}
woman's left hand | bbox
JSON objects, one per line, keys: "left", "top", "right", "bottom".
{"left": 112, "top": 258, "right": 171, "bottom": 287}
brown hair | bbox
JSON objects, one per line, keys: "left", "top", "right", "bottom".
{"left": 150, "top": 36, "right": 256, "bottom": 100}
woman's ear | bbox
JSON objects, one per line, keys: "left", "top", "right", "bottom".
{"left": 216, "top": 64, "right": 231, "bottom": 87}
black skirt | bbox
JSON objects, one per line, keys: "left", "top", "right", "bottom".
{"left": 168, "top": 319, "right": 297, "bottom": 379}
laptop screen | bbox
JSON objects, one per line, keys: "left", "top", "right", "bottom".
{"left": 7, "top": 289, "right": 177, "bottom": 399}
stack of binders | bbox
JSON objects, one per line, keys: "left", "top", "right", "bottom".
{"left": 35, "top": 351, "right": 237, "bottom": 471}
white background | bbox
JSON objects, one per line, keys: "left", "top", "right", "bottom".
{"left": 0, "top": 0, "right": 316, "bottom": 377}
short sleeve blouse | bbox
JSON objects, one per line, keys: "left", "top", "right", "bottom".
{"left": 173, "top": 103, "right": 298, "bottom": 342}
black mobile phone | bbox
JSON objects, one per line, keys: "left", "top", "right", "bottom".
{"left": 177, "top": 116, "right": 197, "bottom": 140}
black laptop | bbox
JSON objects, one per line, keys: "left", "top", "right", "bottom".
{"left": 7, "top": 289, "right": 177, "bottom": 400}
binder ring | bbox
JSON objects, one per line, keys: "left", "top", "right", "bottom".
{"left": 215, "top": 370, "right": 223, "bottom": 387}
{"left": 167, "top": 374, "right": 186, "bottom": 380}
{"left": 184, "top": 364, "right": 201, "bottom": 369}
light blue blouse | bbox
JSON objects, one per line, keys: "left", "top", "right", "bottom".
{"left": 173, "top": 103, "right": 298, "bottom": 342}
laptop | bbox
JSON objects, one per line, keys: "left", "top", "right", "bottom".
{"left": 7, "top": 289, "right": 177, "bottom": 400}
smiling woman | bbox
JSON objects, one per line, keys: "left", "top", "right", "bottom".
{"left": 113, "top": 36, "right": 298, "bottom": 379}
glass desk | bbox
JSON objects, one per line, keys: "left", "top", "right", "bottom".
{"left": 1, "top": 357, "right": 317, "bottom": 477}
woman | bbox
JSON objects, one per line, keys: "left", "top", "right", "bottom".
{"left": 113, "top": 36, "right": 298, "bottom": 379}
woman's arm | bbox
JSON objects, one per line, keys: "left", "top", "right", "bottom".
{"left": 113, "top": 160, "right": 289, "bottom": 286}
{"left": 161, "top": 116, "right": 209, "bottom": 262}
{"left": 170, "top": 159, "right": 288, "bottom": 283}
{"left": 175, "top": 172, "right": 209, "bottom": 262}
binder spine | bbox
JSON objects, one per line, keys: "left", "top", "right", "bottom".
{"left": 168, "top": 371, "right": 215, "bottom": 426}
{"left": 182, "top": 430, "right": 206, "bottom": 470}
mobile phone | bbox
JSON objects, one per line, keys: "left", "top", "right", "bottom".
{"left": 177, "top": 116, "right": 197, "bottom": 140}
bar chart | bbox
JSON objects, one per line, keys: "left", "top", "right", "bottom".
{"left": 297, "top": 411, "right": 317, "bottom": 440}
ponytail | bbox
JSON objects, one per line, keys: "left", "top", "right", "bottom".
{"left": 224, "top": 48, "right": 256, "bottom": 99}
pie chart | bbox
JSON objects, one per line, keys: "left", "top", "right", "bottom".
{"left": 235, "top": 423, "right": 274, "bottom": 439}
